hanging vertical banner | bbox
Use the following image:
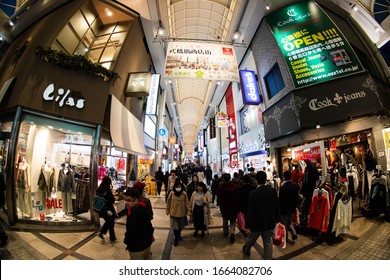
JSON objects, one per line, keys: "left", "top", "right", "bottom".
{"left": 265, "top": 0, "right": 363, "bottom": 88}
{"left": 209, "top": 117, "right": 216, "bottom": 139}
{"left": 164, "top": 41, "right": 239, "bottom": 81}
{"left": 145, "top": 74, "right": 160, "bottom": 115}
{"left": 226, "top": 84, "right": 238, "bottom": 169}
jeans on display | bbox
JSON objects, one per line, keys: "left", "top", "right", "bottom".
{"left": 223, "top": 218, "right": 236, "bottom": 235}
{"left": 280, "top": 213, "right": 297, "bottom": 241}
{"left": 243, "top": 230, "right": 273, "bottom": 260}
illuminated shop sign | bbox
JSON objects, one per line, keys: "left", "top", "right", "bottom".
{"left": 265, "top": 0, "right": 363, "bottom": 88}
{"left": 125, "top": 72, "right": 152, "bottom": 97}
{"left": 145, "top": 74, "right": 160, "bottom": 115}
{"left": 239, "top": 70, "right": 261, "bottom": 105}
{"left": 43, "top": 83, "right": 85, "bottom": 109}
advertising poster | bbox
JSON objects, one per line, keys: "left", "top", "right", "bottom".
{"left": 265, "top": 0, "right": 363, "bottom": 88}
{"left": 164, "top": 41, "right": 239, "bottom": 81}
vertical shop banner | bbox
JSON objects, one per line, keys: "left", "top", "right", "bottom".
{"left": 145, "top": 74, "right": 160, "bottom": 115}
{"left": 209, "top": 117, "right": 216, "bottom": 139}
{"left": 226, "top": 84, "right": 238, "bottom": 168}
{"left": 164, "top": 42, "right": 239, "bottom": 81}
{"left": 265, "top": 0, "right": 363, "bottom": 88}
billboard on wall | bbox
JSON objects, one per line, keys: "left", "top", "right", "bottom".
{"left": 265, "top": 0, "right": 363, "bottom": 88}
{"left": 239, "top": 70, "right": 262, "bottom": 105}
{"left": 163, "top": 42, "right": 239, "bottom": 81}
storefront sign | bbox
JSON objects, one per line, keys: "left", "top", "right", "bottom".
{"left": 216, "top": 112, "right": 229, "bottom": 127}
{"left": 209, "top": 117, "right": 216, "bottom": 139}
{"left": 226, "top": 84, "right": 238, "bottom": 168}
{"left": 239, "top": 70, "right": 261, "bottom": 105}
{"left": 265, "top": 0, "right": 363, "bottom": 88}
{"left": 43, "top": 83, "right": 85, "bottom": 109}
{"left": 164, "top": 41, "right": 239, "bottom": 81}
{"left": 125, "top": 72, "right": 152, "bottom": 97}
{"left": 145, "top": 74, "right": 160, "bottom": 115}
{"left": 169, "top": 136, "right": 175, "bottom": 145}
{"left": 46, "top": 198, "right": 62, "bottom": 209}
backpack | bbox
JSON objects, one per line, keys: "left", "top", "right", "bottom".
{"left": 93, "top": 194, "right": 107, "bottom": 213}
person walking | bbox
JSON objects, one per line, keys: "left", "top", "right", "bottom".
{"left": 166, "top": 180, "right": 190, "bottom": 246}
{"left": 133, "top": 181, "right": 153, "bottom": 221}
{"left": 210, "top": 174, "right": 219, "bottom": 206}
{"left": 123, "top": 189, "right": 154, "bottom": 260}
{"left": 154, "top": 166, "right": 164, "bottom": 198}
{"left": 186, "top": 174, "right": 199, "bottom": 201}
{"left": 205, "top": 165, "right": 213, "bottom": 186}
{"left": 96, "top": 176, "right": 118, "bottom": 242}
{"left": 300, "top": 159, "right": 319, "bottom": 227}
{"left": 190, "top": 181, "right": 211, "bottom": 238}
{"left": 216, "top": 173, "right": 241, "bottom": 243}
{"left": 243, "top": 171, "right": 279, "bottom": 260}
{"left": 279, "top": 170, "right": 299, "bottom": 244}
{"left": 166, "top": 170, "right": 177, "bottom": 202}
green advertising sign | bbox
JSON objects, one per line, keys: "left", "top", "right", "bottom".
{"left": 265, "top": 0, "right": 363, "bottom": 88}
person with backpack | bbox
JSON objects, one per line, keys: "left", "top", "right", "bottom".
{"left": 96, "top": 176, "right": 117, "bottom": 242}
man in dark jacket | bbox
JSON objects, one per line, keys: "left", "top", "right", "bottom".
{"left": 154, "top": 166, "right": 164, "bottom": 197}
{"left": 124, "top": 189, "right": 154, "bottom": 260}
{"left": 205, "top": 165, "right": 213, "bottom": 186}
{"left": 217, "top": 173, "right": 241, "bottom": 243}
{"left": 279, "top": 170, "right": 299, "bottom": 243}
{"left": 243, "top": 171, "right": 279, "bottom": 260}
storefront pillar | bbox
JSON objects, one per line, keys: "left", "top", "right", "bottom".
{"left": 5, "top": 106, "right": 22, "bottom": 226}
{"left": 91, "top": 125, "right": 101, "bottom": 227}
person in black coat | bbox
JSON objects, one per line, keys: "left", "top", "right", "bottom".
{"left": 243, "top": 171, "right": 279, "bottom": 260}
{"left": 154, "top": 166, "right": 165, "bottom": 197}
{"left": 124, "top": 189, "right": 154, "bottom": 260}
{"left": 239, "top": 174, "right": 256, "bottom": 217}
{"left": 300, "top": 160, "right": 319, "bottom": 226}
{"left": 279, "top": 170, "right": 299, "bottom": 243}
{"left": 96, "top": 176, "right": 118, "bottom": 242}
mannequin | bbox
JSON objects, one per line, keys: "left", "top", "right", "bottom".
{"left": 57, "top": 163, "right": 75, "bottom": 214}
{"left": 16, "top": 157, "right": 32, "bottom": 217}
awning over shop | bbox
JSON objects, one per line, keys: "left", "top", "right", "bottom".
{"left": 110, "top": 95, "right": 147, "bottom": 156}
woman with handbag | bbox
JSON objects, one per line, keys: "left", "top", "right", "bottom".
{"left": 190, "top": 182, "right": 211, "bottom": 238}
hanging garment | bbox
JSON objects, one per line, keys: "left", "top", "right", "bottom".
{"left": 307, "top": 194, "right": 329, "bottom": 232}
{"left": 332, "top": 196, "right": 352, "bottom": 236}
{"left": 313, "top": 187, "right": 330, "bottom": 210}
{"left": 98, "top": 166, "right": 107, "bottom": 180}
{"left": 75, "top": 179, "right": 90, "bottom": 214}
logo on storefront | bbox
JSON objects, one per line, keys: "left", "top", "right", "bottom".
{"left": 308, "top": 91, "right": 367, "bottom": 111}
{"left": 239, "top": 70, "right": 261, "bottom": 105}
{"left": 43, "top": 83, "right": 85, "bottom": 109}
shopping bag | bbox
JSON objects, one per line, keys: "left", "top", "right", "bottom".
{"left": 236, "top": 212, "right": 245, "bottom": 231}
{"left": 293, "top": 208, "right": 300, "bottom": 226}
{"left": 273, "top": 223, "right": 286, "bottom": 248}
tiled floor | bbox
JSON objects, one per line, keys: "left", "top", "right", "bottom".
{"left": 1, "top": 195, "right": 390, "bottom": 260}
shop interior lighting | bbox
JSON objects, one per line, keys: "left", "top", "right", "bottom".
{"left": 287, "top": 145, "right": 292, "bottom": 152}
{"left": 350, "top": 4, "right": 358, "bottom": 12}
{"left": 315, "top": 122, "right": 321, "bottom": 129}
{"left": 265, "top": 3, "right": 270, "bottom": 10}
{"left": 9, "top": 20, "right": 14, "bottom": 26}
{"left": 157, "top": 20, "right": 166, "bottom": 37}
{"left": 104, "top": 8, "right": 113, "bottom": 17}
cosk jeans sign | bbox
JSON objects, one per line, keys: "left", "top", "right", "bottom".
{"left": 308, "top": 91, "right": 366, "bottom": 111}
{"left": 43, "top": 83, "right": 85, "bottom": 109}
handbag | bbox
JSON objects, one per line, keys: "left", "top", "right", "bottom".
{"left": 236, "top": 211, "right": 245, "bottom": 231}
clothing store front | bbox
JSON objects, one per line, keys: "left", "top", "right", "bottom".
{"left": 0, "top": 58, "right": 111, "bottom": 227}
{"left": 263, "top": 73, "right": 390, "bottom": 175}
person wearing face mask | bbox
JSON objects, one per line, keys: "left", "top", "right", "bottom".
{"left": 166, "top": 180, "right": 190, "bottom": 246}
{"left": 189, "top": 182, "right": 211, "bottom": 238}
